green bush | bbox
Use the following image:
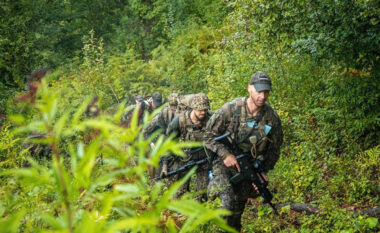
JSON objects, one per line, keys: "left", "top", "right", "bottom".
{"left": 0, "top": 82, "right": 235, "bottom": 232}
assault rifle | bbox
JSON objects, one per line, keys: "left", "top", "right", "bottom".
{"left": 225, "top": 136, "right": 279, "bottom": 215}
{"left": 153, "top": 133, "right": 230, "bottom": 181}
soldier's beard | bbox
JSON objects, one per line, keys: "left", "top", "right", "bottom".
{"left": 194, "top": 112, "right": 206, "bottom": 121}
{"left": 250, "top": 96, "right": 265, "bottom": 108}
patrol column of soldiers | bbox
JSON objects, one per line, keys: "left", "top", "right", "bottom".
{"left": 145, "top": 73, "right": 282, "bottom": 231}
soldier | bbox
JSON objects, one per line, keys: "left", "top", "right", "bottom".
{"left": 205, "top": 71, "right": 283, "bottom": 231}
{"left": 165, "top": 93, "right": 212, "bottom": 201}
{"left": 149, "top": 92, "right": 163, "bottom": 110}
{"left": 121, "top": 92, "right": 162, "bottom": 127}
{"left": 144, "top": 93, "right": 179, "bottom": 139}
{"left": 144, "top": 93, "right": 179, "bottom": 178}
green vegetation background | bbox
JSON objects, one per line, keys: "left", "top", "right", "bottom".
{"left": 0, "top": 0, "right": 379, "bottom": 232}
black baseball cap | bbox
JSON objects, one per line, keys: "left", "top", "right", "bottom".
{"left": 249, "top": 71, "right": 272, "bottom": 91}
{"left": 152, "top": 92, "right": 162, "bottom": 107}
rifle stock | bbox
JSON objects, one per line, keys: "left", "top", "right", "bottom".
{"left": 153, "top": 153, "right": 209, "bottom": 181}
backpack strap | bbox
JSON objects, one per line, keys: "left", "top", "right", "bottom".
{"left": 229, "top": 98, "right": 244, "bottom": 148}
{"left": 178, "top": 111, "right": 188, "bottom": 141}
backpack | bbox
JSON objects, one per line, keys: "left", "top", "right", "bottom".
{"left": 176, "top": 94, "right": 198, "bottom": 112}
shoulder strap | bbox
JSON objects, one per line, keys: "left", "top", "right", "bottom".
{"left": 233, "top": 106, "right": 241, "bottom": 146}
{"left": 229, "top": 99, "right": 244, "bottom": 147}
{"left": 257, "top": 104, "right": 270, "bottom": 137}
{"left": 179, "top": 111, "right": 187, "bottom": 141}
{"left": 166, "top": 107, "right": 170, "bottom": 123}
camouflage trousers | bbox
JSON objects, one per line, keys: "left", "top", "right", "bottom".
{"left": 207, "top": 158, "right": 259, "bottom": 232}
{"left": 167, "top": 158, "right": 211, "bottom": 202}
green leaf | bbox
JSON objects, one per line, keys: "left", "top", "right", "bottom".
{"left": 0, "top": 210, "right": 25, "bottom": 233}
{"left": 365, "top": 217, "right": 378, "bottom": 229}
{"left": 71, "top": 97, "right": 91, "bottom": 126}
{"left": 54, "top": 112, "right": 69, "bottom": 143}
{"left": 8, "top": 115, "right": 25, "bottom": 124}
{"left": 114, "top": 184, "right": 139, "bottom": 194}
{"left": 156, "top": 167, "right": 196, "bottom": 210}
{"left": 40, "top": 215, "right": 66, "bottom": 230}
{"left": 105, "top": 217, "right": 158, "bottom": 233}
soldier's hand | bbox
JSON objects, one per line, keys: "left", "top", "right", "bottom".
{"left": 223, "top": 154, "right": 241, "bottom": 172}
{"left": 160, "top": 163, "right": 168, "bottom": 178}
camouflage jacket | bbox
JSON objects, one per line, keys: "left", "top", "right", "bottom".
{"left": 166, "top": 110, "right": 211, "bottom": 161}
{"left": 144, "top": 106, "right": 177, "bottom": 138}
{"left": 204, "top": 97, "right": 283, "bottom": 172}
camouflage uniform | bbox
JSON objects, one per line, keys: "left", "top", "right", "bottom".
{"left": 144, "top": 93, "right": 179, "bottom": 138}
{"left": 121, "top": 93, "right": 162, "bottom": 127}
{"left": 144, "top": 93, "right": 179, "bottom": 177}
{"left": 205, "top": 73, "right": 283, "bottom": 231}
{"left": 121, "top": 100, "right": 152, "bottom": 127}
{"left": 166, "top": 93, "right": 212, "bottom": 201}
{"left": 177, "top": 93, "right": 198, "bottom": 112}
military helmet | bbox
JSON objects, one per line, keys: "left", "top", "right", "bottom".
{"left": 191, "top": 93, "right": 210, "bottom": 110}
{"left": 167, "top": 93, "right": 179, "bottom": 106}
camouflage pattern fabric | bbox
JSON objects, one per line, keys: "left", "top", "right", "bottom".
{"left": 190, "top": 93, "right": 210, "bottom": 110}
{"left": 145, "top": 105, "right": 179, "bottom": 178}
{"left": 205, "top": 97, "right": 283, "bottom": 231}
{"left": 208, "top": 158, "right": 259, "bottom": 230}
{"left": 167, "top": 93, "right": 179, "bottom": 106}
{"left": 144, "top": 106, "right": 177, "bottom": 138}
{"left": 176, "top": 94, "right": 197, "bottom": 112}
{"left": 121, "top": 101, "right": 152, "bottom": 127}
{"left": 205, "top": 97, "right": 283, "bottom": 171}
{"left": 166, "top": 158, "right": 209, "bottom": 201}
{"left": 166, "top": 110, "right": 211, "bottom": 201}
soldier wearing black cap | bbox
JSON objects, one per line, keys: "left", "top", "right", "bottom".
{"left": 204, "top": 71, "right": 283, "bottom": 231}
{"left": 151, "top": 92, "right": 163, "bottom": 109}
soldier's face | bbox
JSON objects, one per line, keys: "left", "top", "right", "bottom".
{"left": 194, "top": 109, "right": 208, "bottom": 120}
{"left": 248, "top": 84, "right": 270, "bottom": 107}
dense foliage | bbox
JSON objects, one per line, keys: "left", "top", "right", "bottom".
{"left": 1, "top": 0, "right": 379, "bottom": 232}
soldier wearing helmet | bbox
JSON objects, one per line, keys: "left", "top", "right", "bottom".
{"left": 164, "top": 93, "right": 212, "bottom": 201}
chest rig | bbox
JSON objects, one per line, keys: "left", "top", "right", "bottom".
{"left": 228, "top": 98, "right": 272, "bottom": 158}
{"left": 178, "top": 111, "right": 209, "bottom": 161}
{"left": 178, "top": 111, "right": 208, "bottom": 142}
